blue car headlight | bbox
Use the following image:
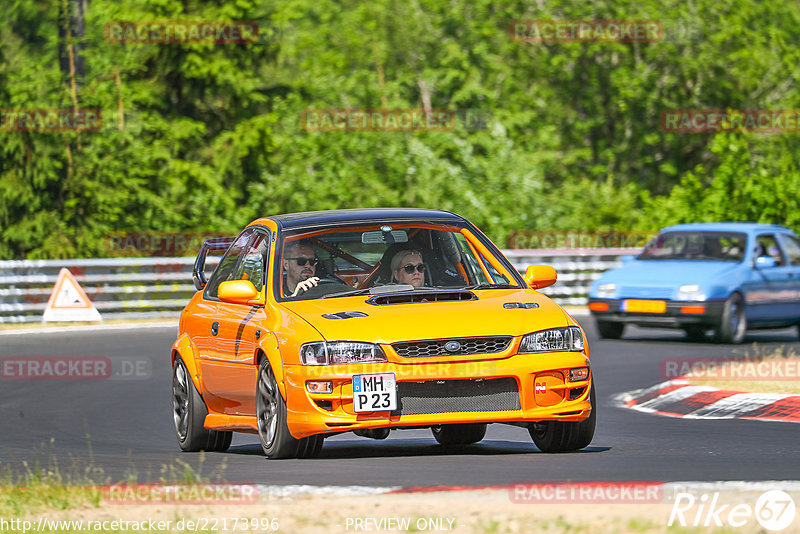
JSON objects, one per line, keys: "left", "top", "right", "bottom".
{"left": 677, "top": 284, "right": 706, "bottom": 301}
{"left": 596, "top": 283, "right": 617, "bottom": 298}
{"left": 519, "top": 326, "right": 584, "bottom": 353}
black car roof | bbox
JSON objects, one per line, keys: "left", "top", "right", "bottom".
{"left": 267, "top": 208, "right": 465, "bottom": 230}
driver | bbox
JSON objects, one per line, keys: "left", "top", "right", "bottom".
{"left": 390, "top": 249, "right": 426, "bottom": 287}
{"left": 283, "top": 240, "right": 320, "bottom": 296}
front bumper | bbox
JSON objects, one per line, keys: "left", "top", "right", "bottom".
{"left": 588, "top": 298, "right": 725, "bottom": 327}
{"left": 282, "top": 352, "right": 592, "bottom": 439}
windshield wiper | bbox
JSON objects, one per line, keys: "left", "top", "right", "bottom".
{"left": 321, "top": 288, "right": 373, "bottom": 299}
{"left": 462, "top": 283, "right": 518, "bottom": 290}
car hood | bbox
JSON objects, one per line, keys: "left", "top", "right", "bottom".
{"left": 278, "top": 289, "right": 571, "bottom": 344}
{"left": 603, "top": 259, "right": 739, "bottom": 283}
{"left": 595, "top": 259, "right": 741, "bottom": 293}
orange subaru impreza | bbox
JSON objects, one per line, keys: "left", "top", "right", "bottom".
{"left": 171, "top": 209, "right": 594, "bottom": 458}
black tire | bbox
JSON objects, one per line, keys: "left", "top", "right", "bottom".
{"left": 683, "top": 325, "right": 707, "bottom": 342}
{"left": 596, "top": 320, "right": 624, "bottom": 339}
{"left": 256, "top": 358, "right": 322, "bottom": 459}
{"left": 528, "top": 387, "right": 596, "bottom": 453}
{"left": 714, "top": 293, "right": 746, "bottom": 344}
{"left": 431, "top": 423, "right": 487, "bottom": 445}
{"left": 172, "top": 358, "right": 232, "bottom": 452}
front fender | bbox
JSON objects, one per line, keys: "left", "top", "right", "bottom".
{"left": 171, "top": 334, "right": 203, "bottom": 393}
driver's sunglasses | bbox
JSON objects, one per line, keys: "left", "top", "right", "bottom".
{"left": 287, "top": 257, "right": 318, "bottom": 267}
{"left": 402, "top": 263, "right": 426, "bottom": 274}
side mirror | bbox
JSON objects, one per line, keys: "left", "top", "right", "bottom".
{"left": 755, "top": 256, "right": 777, "bottom": 269}
{"left": 524, "top": 265, "right": 557, "bottom": 289}
{"left": 218, "top": 280, "right": 265, "bottom": 305}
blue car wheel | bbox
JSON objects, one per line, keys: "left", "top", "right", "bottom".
{"left": 715, "top": 293, "right": 746, "bottom": 344}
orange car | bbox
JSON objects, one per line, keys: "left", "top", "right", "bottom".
{"left": 171, "top": 209, "right": 594, "bottom": 458}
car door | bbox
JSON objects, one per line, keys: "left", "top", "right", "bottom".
{"left": 197, "top": 228, "right": 261, "bottom": 414}
{"left": 211, "top": 229, "right": 271, "bottom": 415}
{"left": 776, "top": 233, "right": 800, "bottom": 323}
{"left": 743, "top": 233, "right": 794, "bottom": 324}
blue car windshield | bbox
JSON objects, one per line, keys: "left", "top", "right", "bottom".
{"left": 638, "top": 231, "right": 747, "bottom": 262}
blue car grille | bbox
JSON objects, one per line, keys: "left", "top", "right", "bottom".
{"left": 618, "top": 286, "right": 673, "bottom": 299}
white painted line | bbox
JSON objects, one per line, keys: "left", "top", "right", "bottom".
{"left": 253, "top": 481, "right": 800, "bottom": 498}
{"left": 0, "top": 321, "right": 178, "bottom": 336}
{"left": 686, "top": 393, "right": 791, "bottom": 419}
{"left": 257, "top": 485, "right": 400, "bottom": 497}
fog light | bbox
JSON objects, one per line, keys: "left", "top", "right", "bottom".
{"left": 589, "top": 302, "right": 610, "bottom": 311}
{"left": 306, "top": 381, "right": 333, "bottom": 394}
{"left": 569, "top": 367, "right": 589, "bottom": 381}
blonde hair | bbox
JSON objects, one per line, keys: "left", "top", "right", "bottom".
{"left": 390, "top": 249, "right": 423, "bottom": 274}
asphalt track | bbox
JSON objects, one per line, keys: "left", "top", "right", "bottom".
{"left": 1, "top": 317, "right": 798, "bottom": 486}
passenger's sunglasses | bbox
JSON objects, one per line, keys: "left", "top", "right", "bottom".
{"left": 287, "top": 257, "right": 318, "bottom": 267}
{"left": 401, "top": 263, "right": 426, "bottom": 274}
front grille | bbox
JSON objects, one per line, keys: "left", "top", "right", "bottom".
{"left": 619, "top": 286, "right": 673, "bottom": 299}
{"left": 393, "top": 336, "right": 512, "bottom": 357}
{"left": 391, "top": 377, "right": 520, "bottom": 415}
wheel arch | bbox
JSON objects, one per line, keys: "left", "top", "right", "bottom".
{"left": 255, "top": 333, "right": 287, "bottom": 399}
{"left": 172, "top": 334, "right": 203, "bottom": 393}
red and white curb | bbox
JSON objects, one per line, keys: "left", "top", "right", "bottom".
{"left": 616, "top": 378, "right": 800, "bottom": 423}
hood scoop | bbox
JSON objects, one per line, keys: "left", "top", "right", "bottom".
{"left": 367, "top": 290, "right": 477, "bottom": 306}
{"left": 322, "top": 311, "right": 369, "bottom": 320}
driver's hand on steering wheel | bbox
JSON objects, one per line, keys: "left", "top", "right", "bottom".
{"left": 292, "top": 276, "right": 320, "bottom": 296}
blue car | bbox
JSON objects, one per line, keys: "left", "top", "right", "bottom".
{"left": 588, "top": 223, "right": 800, "bottom": 343}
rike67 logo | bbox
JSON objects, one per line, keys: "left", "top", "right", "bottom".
{"left": 669, "top": 490, "right": 796, "bottom": 531}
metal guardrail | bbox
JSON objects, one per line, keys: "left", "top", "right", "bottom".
{"left": 0, "top": 249, "right": 639, "bottom": 323}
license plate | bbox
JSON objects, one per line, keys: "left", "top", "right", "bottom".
{"left": 622, "top": 299, "right": 667, "bottom": 313}
{"left": 352, "top": 373, "right": 397, "bottom": 412}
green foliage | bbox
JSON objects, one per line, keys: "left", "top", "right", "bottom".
{"left": 1, "top": 0, "right": 798, "bottom": 258}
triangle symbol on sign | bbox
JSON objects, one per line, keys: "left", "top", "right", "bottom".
{"left": 42, "top": 268, "right": 102, "bottom": 323}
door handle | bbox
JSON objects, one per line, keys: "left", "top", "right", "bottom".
{"left": 211, "top": 322, "right": 219, "bottom": 336}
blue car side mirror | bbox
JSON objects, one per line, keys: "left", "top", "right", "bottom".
{"left": 755, "top": 256, "right": 777, "bottom": 269}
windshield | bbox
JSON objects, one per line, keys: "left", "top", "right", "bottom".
{"left": 275, "top": 222, "right": 521, "bottom": 301}
{"left": 638, "top": 231, "right": 747, "bottom": 262}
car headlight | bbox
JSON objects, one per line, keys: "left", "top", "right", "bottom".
{"left": 596, "top": 283, "right": 617, "bottom": 298}
{"left": 677, "top": 284, "right": 706, "bottom": 301}
{"left": 519, "top": 326, "right": 585, "bottom": 354}
{"left": 300, "top": 341, "right": 387, "bottom": 365}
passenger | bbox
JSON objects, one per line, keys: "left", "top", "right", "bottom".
{"left": 283, "top": 240, "right": 320, "bottom": 296}
{"left": 390, "top": 249, "right": 426, "bottom": 288}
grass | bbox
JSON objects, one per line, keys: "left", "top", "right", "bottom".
{"left": 0, "top": 437, "right": 228, "bottom": 518}
{"left": 684, "top": 345, "right": 800, "bottom": 394}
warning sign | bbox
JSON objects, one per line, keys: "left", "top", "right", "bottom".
{"left": 42, "top": 268, "right": 103, "bottom": 323}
